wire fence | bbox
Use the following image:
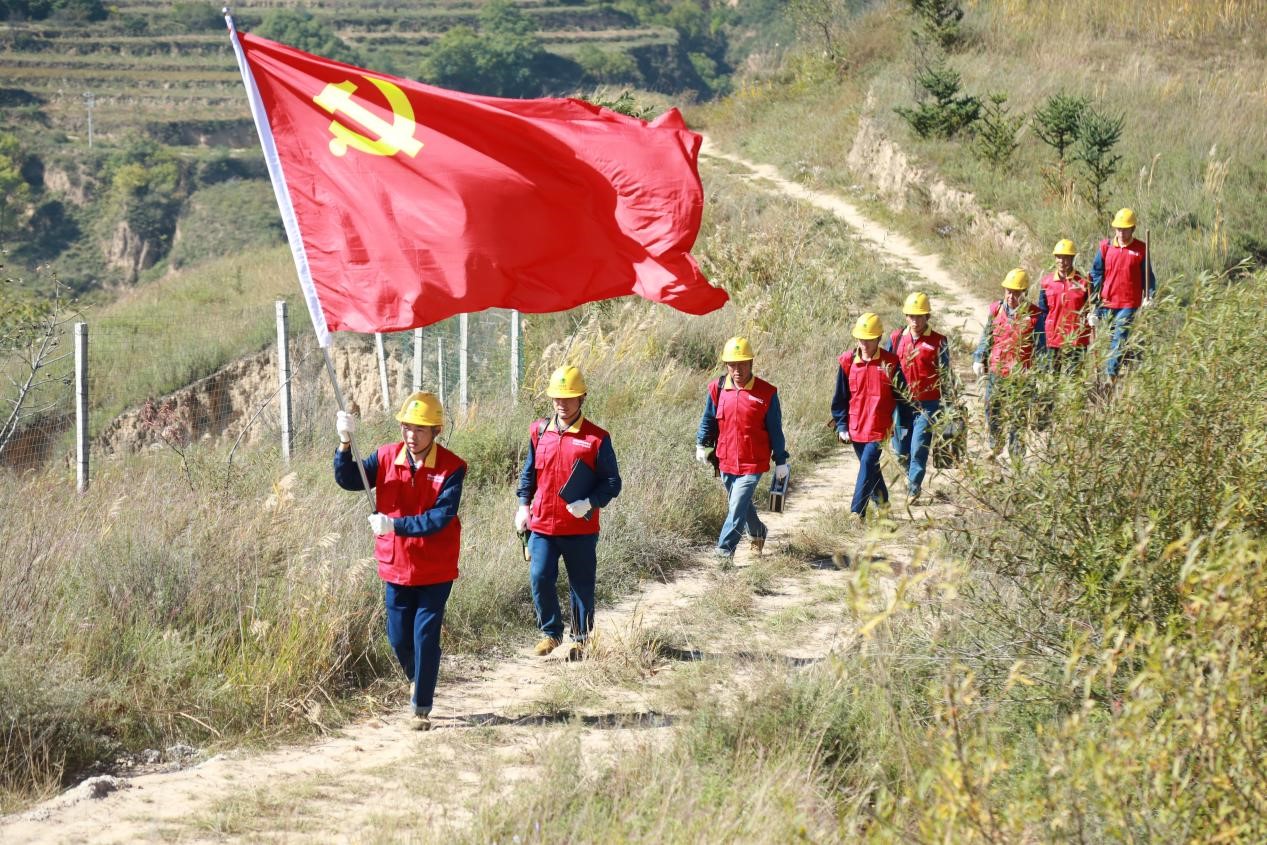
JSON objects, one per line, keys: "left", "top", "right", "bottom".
{"left": 0, "top": 303, "right": 524, "bottom": 487}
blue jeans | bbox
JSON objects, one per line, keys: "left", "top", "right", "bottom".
{"left": 717, "top": 471, "right": 766, "bottom": 554}
{"left": 384, "top": 580, "right": 454, "bottom": 712}
{"left": 892, "top": 399, "right": 940, "bottom": 495}
{"left": 529, "top": 532, "right": 598, "bottom": 642}
{"left": 1098, "top": 306, "right": 1137, "bottom": 378}
{"left": 851, "top": 441, "right": 888, "bottom": 515}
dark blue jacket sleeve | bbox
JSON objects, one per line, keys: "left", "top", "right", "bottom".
{"left": 516, "top": 437, "right": 536, "bottom": 506}
{"left": 973, "top": 320, "right": 992, "bottom": 364}
{"left": 392, "top": 467, "right": 465, "bottom": 537}
{"left": 1035, "top": 287, "right": 1049, "bottom": 351}
{"left": 831, "top": 364, "right": 849, "bottom": 434}
{"left": 765, "top": 391, "right": 789, "bottom": 465}
{"left": 588, "top": 435, "right": 622, "bottom": 508}
{"left": 334, "top": 447, "right": 379, "bottom": 491}
{"left": 1090, "top": 248, "right": 1105, "bottom": 300}
{"left": 891, "top": 365, "right": 914, "bottom": 412}
{"left": 696, "top": 391, "right": 719, "bottom": 446}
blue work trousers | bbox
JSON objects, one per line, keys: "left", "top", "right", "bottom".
{"left": 717, "top": 471, "right": 766, "bottom": 555}
{"left": 529, "top": 532, "right": 598, "bottom": 643}
{"left": 384, "top": 580, "right": 454, "bottom": 712}
{"left": 983, "top": 375, "right": 1026, "bottom": 456}
{"left": 892, "top": 399, "right": 940, "bottom": 495}
{"left": 1097, "top": 306, "right": 1137, "bottom": 378}
{"left": 850, "top": 441, "right": 888, "bottom": 515}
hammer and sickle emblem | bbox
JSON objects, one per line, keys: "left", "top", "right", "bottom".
{"left": 312, "top": 75, "right": 423, "bottom": 158}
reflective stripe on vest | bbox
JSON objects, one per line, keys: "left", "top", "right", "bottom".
{"left": 373, "top": 441, "right": 464, "bottom": 587}
{"left": 1041, "top": 272, "right": 1091, "bottom": 348}
{"left": 1101, "top": 238, "right": 1148, "bottom": 309}
{"left": 840, "top": 349, "right": 900, "bottom": 443}
{"left": 709, "top": 376, "right": 776, "bottom": 475}
{"left": 892, "top": 328, "right": 946, "bottom": 401}
{"left": 529, "top": 418, "right": 608, "bottom": 536}
{"left": 988, "top": 301, "right": 1039, "bottom": 376}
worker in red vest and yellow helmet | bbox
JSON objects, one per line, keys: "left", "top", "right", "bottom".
{"left": 973, "top": 269, "right": 1041, "bottom": 457}
{"left": 1037, "top": 239, "right": 1093, "bottom": 371}
{"left": 334, "top": 392, "right": 466, "bottom": 732}
{"left": 832, "top": 313, "right": 911, "bottom": 517}
{"left": 886, "top": 292, "right": 951, "bottom": 504}
{"left": 695, "top": 336, "right": 790, "bottom": 563}
{"left": 1090, "top": 208, "right": 1156, "bottom": 381}
{"left": 515, "top": 365, "right": 622, "bottom": 662}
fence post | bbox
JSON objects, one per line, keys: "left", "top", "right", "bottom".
{"left": 74, "top": 322, "right": 89, "bottom": 493}
{"left": 375, "top": 332, "right": 391, "bottom": 412}
{"left": 413, "top": 327, "right": 423, "bottom": 392}
{"left": 459, "top": 313, "right": 469, "bottom": 416}
{"left": 510, "top": 309, "right": 520, "bottom": 400}
{"left": 275, "top": 301, "right": 293, "bottom": 463}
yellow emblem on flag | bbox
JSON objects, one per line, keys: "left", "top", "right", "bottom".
{"left": 313, "top": 75, "right": 423, "bottom": 158}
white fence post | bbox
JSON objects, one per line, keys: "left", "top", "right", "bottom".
{"left": 375, "top": 332, "right": 391, "bottom": 412}
{"left": 459, "top": 313, "right": 469, "bottom": 416}
{"left": 275, "top": 301, "right": 293, "bottom": 462}
{"left": 412, "top": 327, "right": 423, "bottom": 392}
{"left": 74, "top": 322, "right": 88, "bottom": 493}
{"left": 510, "top": 309, "right": 520, "bottom": 400}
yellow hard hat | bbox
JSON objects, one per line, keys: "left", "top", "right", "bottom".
{"left": 851, "top": 312, "right": 883, "bottom": 340}
{"left": 1001, "top": 268, "right": 1030, "bottom": 291}
{"left": 395, "top": 391, "right": 443, "bottom": 427}
{"left": 902, "top": 291, "right": 931, "bottom": 316}
{"left": 720, "top": 336, "right": 755, "bottom": 363}
{"left": 1052, "top": 239, "right": 1078, "bottom": 257}
{"left": 546, "top": 365, "right": 587, "bottom": 398}
{"left": 1111, "top": 208, "right": 1137, "bottom": 228}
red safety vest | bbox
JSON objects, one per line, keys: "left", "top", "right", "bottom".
{"left": 529, "top": 417, "right": 609, "bottom": 536}
{"left": 839, "top": 349, "right": 901, "bottom": 443}
{"left": 1099, "top": 238, "right": 1149, "bottom": 309}
{"left": 1040, "top": 271, "right": 1092, "bottom": 348}
{"left": 889, "top": 327, "right": 946, "bottom": 401}
{"left": 373, "top": 441, "right": 465, "bottom": 587}
{"left": 987, "top": 300, "right": 1040, "bottom": 376}
{"left": 708, "top": 375, "right": 777, "bottom": 475}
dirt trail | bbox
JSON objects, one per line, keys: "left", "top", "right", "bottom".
{"left": 3, "top": 142, "right": 992, "bottom": 844}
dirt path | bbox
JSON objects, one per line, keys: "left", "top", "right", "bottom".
{"left": 3, "top": 142, "right": 992, "bottom": 844}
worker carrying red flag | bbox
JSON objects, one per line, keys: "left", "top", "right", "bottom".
{"left": 226, "top": 16, "right": 727, "bottom": 347}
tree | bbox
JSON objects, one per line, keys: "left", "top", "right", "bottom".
{"left": 254, "top": 9, "right": 363, "bottom": 66}
{"left": 974, "top": 93, "right": 1024, "bottom": 169}
{"left": 1033, "top": 92, "right": 1089, "bottom": 163}
{"left": 908, "top": 0, "right": 963, "bottom": 51}
{"left": 420, "top": 0, "right": 545, "bottom": 98}
{"left": 0, "top": 134, "right": 31, "bottom": 242}
{"left": 1075, "top": 107, "right": 1125, "bottom": 216}
{"left": 894, "top": 63, "right": 981, "bottom": 139}
{"left": 789, "top": 0, "right": 867, "bottom": 68}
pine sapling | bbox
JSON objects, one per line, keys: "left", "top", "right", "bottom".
{"left": 974, "top": 93, "right": 1024, "bottom": 169}
{"left": 1075, "top": 107, "right": 1125, "bottom": 216}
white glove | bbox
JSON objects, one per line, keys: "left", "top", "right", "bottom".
{"left": 565, "top": 498, "right": 591, "bottom": 519}
{"left": 774, "top": 464, "right": 789, "bottom": 481}
{"left": 1086, "top": 312, "right": 1099, "bottom": 328}
{"left": 336, "top": 410, "right": 357, "bottom": 443}
{"left": 514, "top": 504, "right": 530, "bottom": 533}
{"left": 1142, "top": 297, "right": 1153, "bottom": 309}
{"left": 368, "top": 513, "right": 394, "bottom": 536}
{"left": 972, "top": 361, "right": 985, "bottom": 378}
{"left": 695, "top": 444, "right": 708, "bottom": 463}
{"left": 837, "top": 429, "right": 851, "bottom": 444}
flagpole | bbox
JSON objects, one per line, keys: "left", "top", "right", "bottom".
{"left": 226, "top": 8, "right": 375, "bottom": 511}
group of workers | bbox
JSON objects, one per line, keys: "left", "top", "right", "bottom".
{"left": 331, "top": 206, "right": 1156, "bottom": 730}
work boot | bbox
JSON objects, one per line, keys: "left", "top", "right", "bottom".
{"left": 534, "top": 636, "right": 561, "bottom": 656}
{"left": 411, "top": 706, "right": 431, "bottom": 731}
{"left": 908, "top": 488, "right": 922, "bottom": 505}
{"left": 749, "top": 530, "right": 767, "bottom": 556}
{"left": 566, "top": 641, "right": 586, "bottom": 662}
{"left": 712, "top": 548, "right": 734, "bottom": 570}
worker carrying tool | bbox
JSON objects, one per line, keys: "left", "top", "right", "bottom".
{"left": 1090, "top": 208, "right": 1156, "bottom": 382}
{"left": 333, "top": 392, "right": 466, "bottom": 732}
{"left": 885, "top": 292, "right": 951, "bottom": 504}
{"left": 973, "top": 269, "right": 1041, "bottom": 458}
{"left": 1037, "top": 239, "right": 1093, "bottom": 371}
{"left": 695, "top": 335, "right": 789, "bottom": 563}
{"left": 832, "top": 313, "right": 911, "bottom": 518}
{"left": 515, "top": 365, "right": 622, "bottom": 662}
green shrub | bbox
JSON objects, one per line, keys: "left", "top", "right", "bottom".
{"left": 973, "top": 92, "right": 1023, "bottom": 169}
{"left": 894, "top": 63, "right": 981, "bottom": 139}
{"left": 1074, "top": 106, "right": 1125, "bottom": 216}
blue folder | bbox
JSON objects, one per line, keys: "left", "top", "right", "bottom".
{"left": 558, "top": 458, "right": 597, "bottom": 520}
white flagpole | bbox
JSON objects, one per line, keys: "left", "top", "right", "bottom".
{"left": 225, "top": 9, "right": 374, "bottom": 510}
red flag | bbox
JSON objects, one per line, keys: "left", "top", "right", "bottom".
{"left": 227, "top": 22, "right": 726, "bottom": 346}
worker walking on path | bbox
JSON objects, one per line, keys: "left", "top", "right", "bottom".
{"left": 833, "top": 313, "right": 911, "bottom": 517}
{"left": 334, "top": 392, "right": 466, "bottom": 731}
{"left": 695, "top": 336, "right": 790, "bottom": 563}
{"left": 515, "top": 366, "right": 622, "bottom": 662}
{"left": 885, "top": 292, "right": 951, "bottom": 504}
{"left": 974, "top": 269, "right": 1042, "bottom": 457}
{"left": 1090, "top": 208, "right": 1156, "bottom": 381}
{"left": 1037, "top": 239, "right": 1093, "bottom": 372}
